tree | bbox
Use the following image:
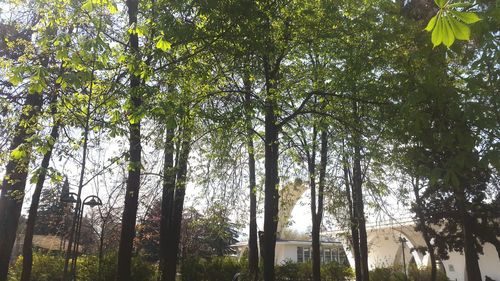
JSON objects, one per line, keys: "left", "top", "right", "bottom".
{"left": 116, "top": 0, "right": 143, "bottom": 279}
{"left": 137, "top": 203, "right": 238, "bottom": 262}
{"left": 32, "top": 178, "right": 72, "bottom": 236}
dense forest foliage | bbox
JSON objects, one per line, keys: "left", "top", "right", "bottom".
{"left": 0, "top": 0, "right": 498, "bottom": 281}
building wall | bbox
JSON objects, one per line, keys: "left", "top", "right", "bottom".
{"left": 358, "top": 227, "right": 500, "bottom": 281}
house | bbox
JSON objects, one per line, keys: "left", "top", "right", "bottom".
{"left": 232, "top": 239, "right": 348, "bottom": 265}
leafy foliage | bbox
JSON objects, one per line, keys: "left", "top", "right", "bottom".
{"left": 425, "top": 0, "right": 480, "bottom": 47}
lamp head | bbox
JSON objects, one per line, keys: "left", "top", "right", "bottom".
{"left": 61, "top": 193, "right": 78, "bottom": 204}
{"left": 85, "top": 197, "right": 102, "bottom": 207}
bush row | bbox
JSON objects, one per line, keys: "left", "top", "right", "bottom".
{"left": 9, "top": 252, "right": 450, "bottom": 281}
{"left": 8, "top": 252, "right": 156, "bottom": 281}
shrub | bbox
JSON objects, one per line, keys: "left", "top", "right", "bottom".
{"left": 8, "top": 251, "right": 156, "bottom": 281}
{"left": 275, "top": 260, "right": 300, "bottom": 281}
{"left": 370, "top": 265, "right": 449, "bottom": 281}
{"left": 274, "top": 260, "right": 352, "bottom": 281}
{"left": 408, "top": 266, "right": 449, "bottom": 281}
{"left": 8, "top": 253, "right": 64, "bottom": 281}
{"left": 321, "top": 262, "right": 354, "bottom": 281}
{"left": 181, "top": 256, "right": 241, "bottom": 281}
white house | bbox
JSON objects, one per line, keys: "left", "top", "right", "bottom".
{"left": 232, "top": 239, "right": 348, "bottom": 265}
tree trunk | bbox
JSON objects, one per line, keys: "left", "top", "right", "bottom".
{"left": 263, "top": 95, "right": 280, "bottom": 281}
{"left": 164, "top": 133, "right": 191, "bottom": 281}
{"left": 308, "top": 126, "right": 320, "bottom": 281}
{"left": 244, "top": 80, "right": 259, "bottom": 281}
{"left": 20, "top": 114, "right": 60, "bottom": 281}
{"left": 457, "top": 190, "right": 482, "bottom": 281}
{"left": 0, "top": 90, "right": 43, "bottom": 281}
{"left": 116, "top": 0, "right": 141, "bottom": 279}
{"left": 160, "top": 127, "right": 176, "bottom": 281}
{"left": 412, "top": 178, "right": 436, "bottom": 281}
{"left": 311, "top": 128, "right": 328, "bottom": 281}
{"left": 343, "top": 156, "right": 362, "bottom": 281}
{"left": 352, "top": 102, "right": 369, "bottom": 281}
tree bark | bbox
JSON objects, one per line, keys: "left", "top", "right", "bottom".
{"left": 163, "top": 133, "right": 191, "bottom": 281}
{"left": 412, "top": 177, "right": 436, "bottom": 281}
{"left": 20, "top": 107, "right": 60, "bottom": 281}
{"left": 116, "top": 0, "right": 141, "bottom": 279}
{"left": 343, "top": 155, "right": 362, "bottom": 281}
{"left": 457, "top": 190, "right": 482, "bottom": 281}
{"left": 311, "top": 128, "right": 327, "bottom": 281}
{"left": 244, "top": 80, "right": 259, "bottom": 281}
{"left": 263, "top": 93, "right": 280, "bottom": 281}
{"left": 307, "top": 125, "right": 320, "bottom": 281}
{"left": 0, "top": 90, "right": 43, "bottom": 281}
{"left": 160, "top": 127, "right": 175, "bottom": 281}
{"left": 352, "top": 101, "right": 369, "bottom": 281}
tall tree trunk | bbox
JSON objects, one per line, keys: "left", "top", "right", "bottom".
{"left": 164, "top": 133, "right": 191, "bottom": 281}
{"left": 352, "top": 101, "right": 369, "bottom": 281}
{"left": 345, "top": 163, "right": 362, "bottom": 281}
{"left": 0, "top": 90, "right": 43, "bottom": 281}
{"left": 311, "top": 128, "right": 328, "bottom": 281}
{"left": 457, "top": 190, "right": 482, "bottom": 281}
{"left": 263, "top": 94, "right": 280, "bottom": 281}
{"left": 116, "top": 0, "right": 141, "bottom": 279}
{"left": 20, "top": 105, "right": 60, "bottom": 281}
{"left": 308, "top": 126, "right": 320, "bottom": 281}
{"left": 160, "top": 127, "right": 175, "bottom": 281}
{"left": 412, "top": 177, "right": 436, "bottom": 281}
{"left": 244, "top": 80, "right": 259, "bottom": 281}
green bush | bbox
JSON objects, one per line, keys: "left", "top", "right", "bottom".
{"left": 181, "top": 256, "right": 241, "bottom": 281}
{"left": 408, "top": 266, "right": 449, "bottom": 281}
{"left": 8, "top": 253, "right": 64, "bottom": 281}
{"left": 274, "top": 260, "right": 352, "bottom": 281}
{"left": 275, "top": 260, "right": 300, "bottom": 281}
{"left": 321, "top": 262, "right": 354, "bottom": 281}
{"left": 370, "top": 265, "right": 449, "bottom": 281}
{"left": 8, "top": 252, "right": 157, "bottom": 281}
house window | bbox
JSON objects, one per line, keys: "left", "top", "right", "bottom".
{"left": 304, "top": 247, "right": 311, "bottom": 261}
{"left": 339, "top": 248, "right": 347, "bottom": 264}
{"left": 324, "top": 248, "right": 331, "bottom": 263}
{"left": 297, "top": 247, "right": 303, "bottom": 263}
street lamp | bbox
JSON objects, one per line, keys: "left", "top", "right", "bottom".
{"left": 61, "top": 192, "right": 80, "bottom": 281}
{"left": 71, "top": 195, "right": 102, "bottom": 280}
{"left": 61, "top": 193, "right": 102, "bottom": 281}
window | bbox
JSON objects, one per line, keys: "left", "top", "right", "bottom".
{"left": 297, "top": 247, "right": 303, "bottom": 263}
{"left": 331, "top": 248, "right": 338, "bottom": 262}
{"left": 324, "top": 249, "right": 331, "bottom": 263}
{"left": 338, "top": 248, "right": 347, "bottom": 264}
{"left": 304, "top": 247, "right": 311, "bottom": 261}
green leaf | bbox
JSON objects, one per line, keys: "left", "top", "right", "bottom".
{"left": 81, "top": 0, "right": 92, "bottom": 11}
{"left": 11, "top": 147, "right": 27, "bottom": 160}
{"left": 448, "top": 2, "right": 472, "bottom": 8}
{"left": 431, "top": 15, "right": 444, "bottom": 47}
{"left": 425, "top": 15, "right": 438, "bottom": 31}
{"left": 434, "top": 0, "right": 447, "bottom": 8}
{"left": 107, "top": 2, "right": 118, "bottom": 14}
{"left": 442, "top": 16, "right": 455, "bottom": 47}
{"left": 156, "top": 38, "right": 171, "bottom": 52}
{"left": 9, "top": 72, "right": 22, "bottom": 86}
{"left": 448, "top": 15, "right": 470, "bottom": 40}
{"left": 453, "top": 11, "right": 481, "bottom": 24}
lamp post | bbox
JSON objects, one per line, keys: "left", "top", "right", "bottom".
{"left": 61, "top": 193, "right": 102, "bottom": 281}
{"left": 61, "top": 192, "right": 80, "bottom": 281}
{"left": 399, "top": 236, "right": 408, "bottom": 281}
{"left": 71, "top": 195, "right": 102, "bottom": 280}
